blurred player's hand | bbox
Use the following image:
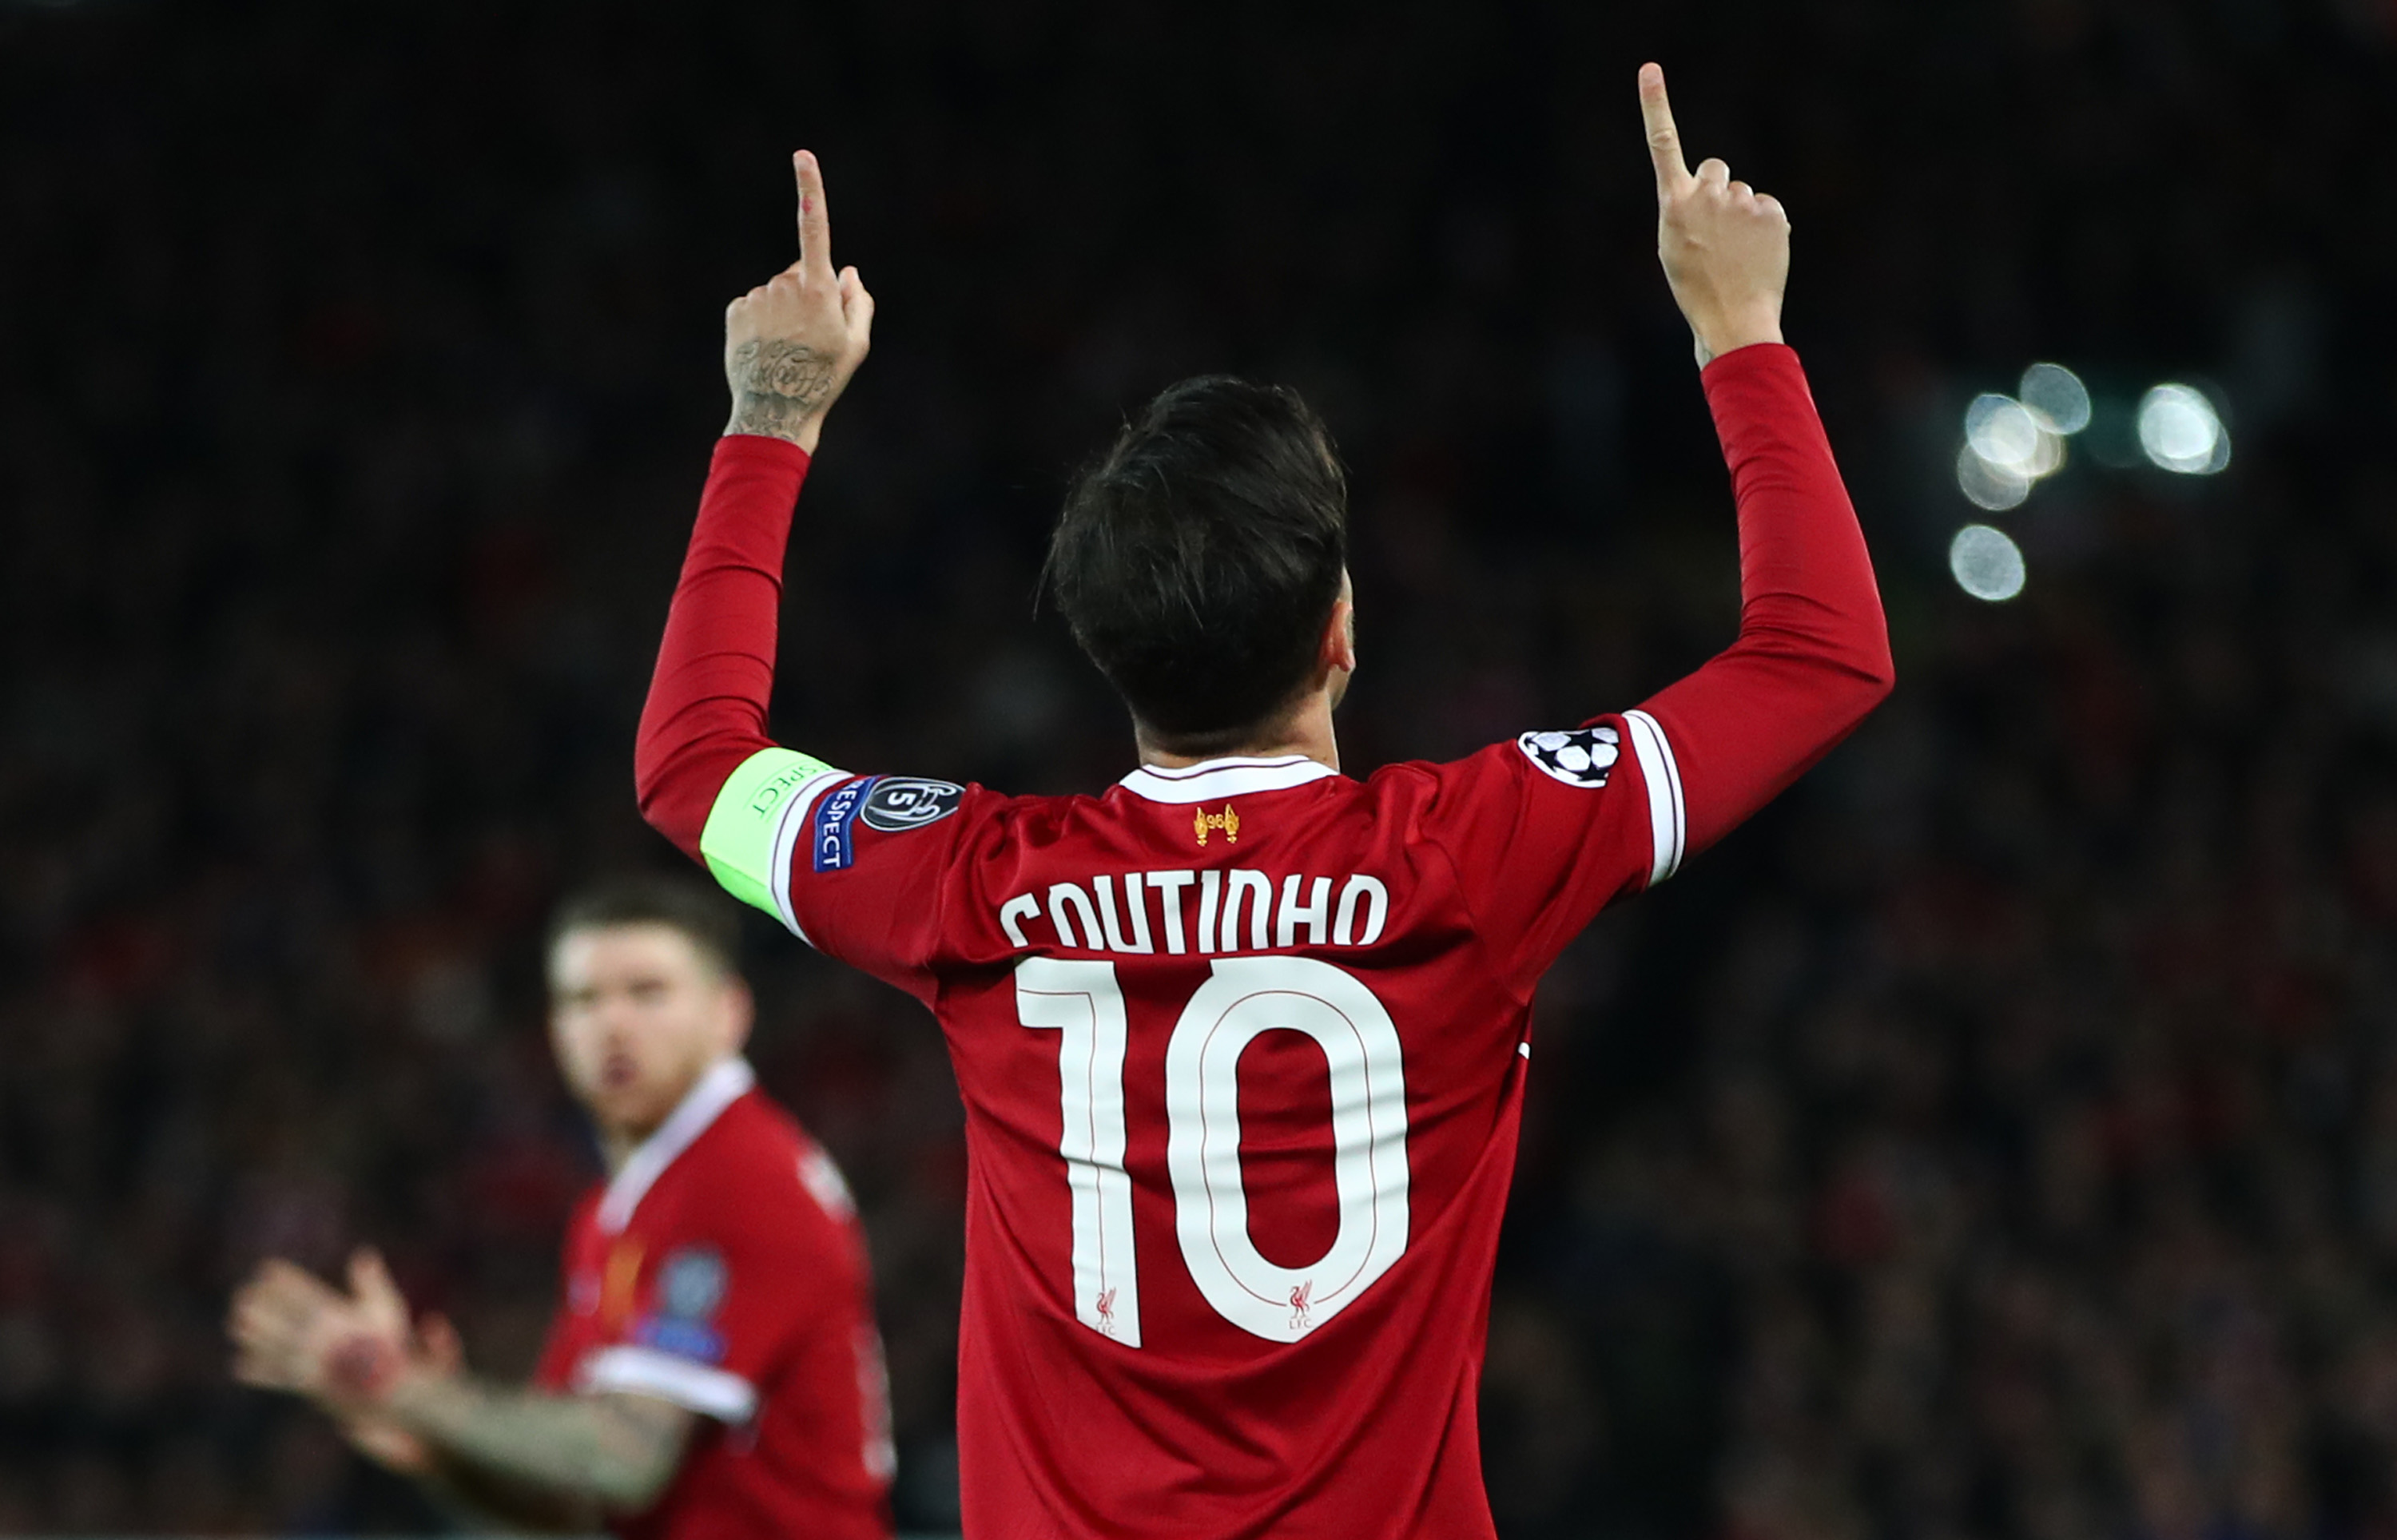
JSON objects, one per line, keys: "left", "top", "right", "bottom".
{"left": 331, "top": 1251, "right": 464, "bottom": 1475}
{"left": 1640, "top": 64, "right": 1788, "bottom": 367}
{"left": 231, "top": 1256, "right": 372, "bottom": 1402}
{"left": 229, "top": 1248, "right": 460, "bottom": 1475}
{"left": 723, "top": 150, "right": 877, "bottom": 451}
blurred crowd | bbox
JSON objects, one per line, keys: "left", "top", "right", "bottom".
{"left": 3, "top": 0, "right": 2395, "bottom": 1534}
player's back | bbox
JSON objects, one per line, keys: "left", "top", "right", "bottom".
{"left": 769, "top": 728, "right": 1678, "bottom": 1538}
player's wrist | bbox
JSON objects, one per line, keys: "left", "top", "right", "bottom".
{"left": 1691, "top": 311, "right": 1784, "bottom": 367}
{"left": 722, "top": 393, "right": 826, "bottom": 452}
{"left": 315, "top": 1329, "right": 408, "bottom": 1417}
{"left": 368, "top": 1354, "right": 463, "bottom": 1440}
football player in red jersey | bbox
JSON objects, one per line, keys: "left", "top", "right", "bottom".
{"left": 634, "top": 65, "right": 1891, "bottom": 1539}
{"left": 228, "top": 880, "right": 894, "bottom": 1540}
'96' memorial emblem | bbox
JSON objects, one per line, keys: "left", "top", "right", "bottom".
{"left": 861, "top": 777, "right": 965, "bottom": 832}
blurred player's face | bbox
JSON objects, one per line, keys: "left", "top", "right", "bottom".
{"left": 547, "top": 923, "right": 752, "bottom": 1146}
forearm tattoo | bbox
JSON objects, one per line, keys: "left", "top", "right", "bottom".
{"left": 392, "top": 1375, "right": 693, "bottom": 1510}
{"left": 726, "top": 339, "right": 837, "bottom": 443}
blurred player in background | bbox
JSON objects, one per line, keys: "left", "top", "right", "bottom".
{"left": 228, "top": 879, "right": 893, "bottom": 1539}
{"left": 635, "top": 64, "right": 1890, "bottom": 1538}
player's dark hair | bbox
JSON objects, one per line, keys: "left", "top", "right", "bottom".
{"left": 547, "top": 875, "right": 742, "bottom": 979}
{"left": 1044, "top": 375, "right": 1349, "bottom": 752}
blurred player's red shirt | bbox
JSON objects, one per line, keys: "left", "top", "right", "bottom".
{"left": 636, "top": 345, "right": 1892, "bottom": 1537}
{"left": 535, "top": 1059, "right": 895, "bottom": 1540}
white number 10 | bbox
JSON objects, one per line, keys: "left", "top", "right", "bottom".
{"left": 1014, "top": 955, "right": 1410, "bottom": 1346}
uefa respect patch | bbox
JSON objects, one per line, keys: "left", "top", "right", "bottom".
{"left": 1516, "top": 726, "right": 1621, "bottom": 788}
{"left": 812, "top": 776, "right": 880, "bottom": 871}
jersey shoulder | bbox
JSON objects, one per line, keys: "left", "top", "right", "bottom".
{"left": 657, "top": 1090, "right": 861, "bottom": 1244}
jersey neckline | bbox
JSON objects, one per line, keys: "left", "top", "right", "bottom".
{"left": 1115, "top": 754, "right": 1343, "bottom": 804}
{"left": 594, "top": 1055, "right": 754, "bottom": 1234}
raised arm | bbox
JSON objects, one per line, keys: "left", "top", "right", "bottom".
{"left": 635, "top": 151, "right": 876, "bottom": 867}
{"left": 1632, "top": 64, "right": 1894, "bottom": 859}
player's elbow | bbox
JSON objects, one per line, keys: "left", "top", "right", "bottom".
{"left": 1857, "top": 632, "right": 1896, "bottom": 708}
{"left": 633, "top": 758, "right": 670, "bottom": 832}
{"left": 632, "top": 724, "right": 672, "bottom": 824}
{"left": 632, "top": 749, "right": 712, "bottom": 865}
{"left": 1835, "top": 625, "right": 1896, "bottom": 729}
{"left": 631, "top": 763, "right": 676, "bottom": 842}
{"left": 1746, "top": 613, "right": 1894, "bottom": 723}
{"left": 1812, "top": 597, "right": 1896, "bottom": 718}
{"left": 1790, "top": 621, "right": 1896, "bottom": 740}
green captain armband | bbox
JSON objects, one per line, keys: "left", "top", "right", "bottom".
{"left": 701, "top": 747, "right": 841, "bottom": 920}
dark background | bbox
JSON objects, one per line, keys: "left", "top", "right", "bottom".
{"left": 5, "top": 0, "right": 2397, "bottom": 1533}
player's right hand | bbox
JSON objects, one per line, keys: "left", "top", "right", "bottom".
{"left": 1640, "top": 64, "right": 1789, "bottom": 367}
{"left": 722, "top": 149, "right": 877, "bottom": 452}
{"left": 229, "top": 1249, "right": 460, "bottom": 1473}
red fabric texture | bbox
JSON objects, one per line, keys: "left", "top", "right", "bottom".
{"left": 634, "top": 435, "right": 811, "bottom": 862}
{"left": 1646, "top": 342, "right": 1895, "bottom": 851}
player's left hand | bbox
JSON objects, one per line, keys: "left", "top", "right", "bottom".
{"left": 721, "top": 150, "right": 877, "bottom": 452}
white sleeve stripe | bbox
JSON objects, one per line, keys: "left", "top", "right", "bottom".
{"left": 1657, "top": 716, "right": 1686, "bottom": 874}
{"left": 766, "top": 768, "right": 846, "bottom": 945}
{"left": 1623, "top": 710, "right": 1685, "bottom": 885}
{"left": 577, "top": 1345, "right": 759, "bottom": 1423}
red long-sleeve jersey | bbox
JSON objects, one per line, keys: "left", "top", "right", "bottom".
{"left": 635, "top": 343, "right": 1890, "bottom": 1539}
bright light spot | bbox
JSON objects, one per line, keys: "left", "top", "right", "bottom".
{"left": 1956, "top": 443, "right": 2031, "bottom": 511}
{"left": 2137, "top": 383, "right": 2230, "bottom": 474}
{"left": 2019, "top": 363, "right": 2092, "bottom": 435}
{"left": 2022, "top": 421, "right": 2065, "bottom": 478}
{"left": 1957, "top": 391, "right": 2065, "bottom": 509}
{"left": 1950, "top": 524, "right": 2026, "bottom": 601}
{"left": 1966, "top": 394, "right": 2047, "bottom": 470}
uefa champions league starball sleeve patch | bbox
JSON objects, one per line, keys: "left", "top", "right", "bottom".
{"left": 1515, "top": 726, "right": 1622, "bottom": 788}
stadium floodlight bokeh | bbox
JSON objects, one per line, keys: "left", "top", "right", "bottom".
{"left": 1954, "top": 372, "right": 2079, "bottom": 514}
{"left": 1954, "top": 441, "right": 2032, "bottom": 512}
{"left": 2018, "top": 362, "right": 2092, "bottom": 435}
{"left": 1948, "top": 523, "right": 2026, "bottom": 601}
{"left": 2137, "top": 383, "right": 2231, "bottom": 474}
{"left": 1947, "top": 365, "right": 2232, "bottom": 601}
{"left": 1950, "top": 365, "right": 2086, "bottom": 597}
{"left": 1965, "top": 392, "right": 2059, "bottom": 477}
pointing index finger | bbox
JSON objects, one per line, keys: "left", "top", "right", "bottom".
{"left": 794, "top": 150, "right": 834, "bottom": 283}
{"left": 1639, "top": 63, "right": 1691, "bottom": 200}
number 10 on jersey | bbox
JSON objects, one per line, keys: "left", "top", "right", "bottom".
{"left": 1015, "top": 955, "right": 1412, "bottom": 1347}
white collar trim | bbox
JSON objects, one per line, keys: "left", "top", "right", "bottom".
{"left": 1117, "top": 754, "right": 1341, "bottom": 804}
{"left": 594, "top": 1057, "right": 754, "bottom": 1235}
